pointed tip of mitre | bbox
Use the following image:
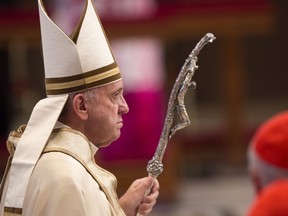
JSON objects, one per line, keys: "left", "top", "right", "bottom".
{"left": 38, "top": 0, "right": 121, "bottom": 96}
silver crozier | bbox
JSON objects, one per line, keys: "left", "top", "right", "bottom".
{"left": 147, "top": 33, "right": 216, "bottom": 178}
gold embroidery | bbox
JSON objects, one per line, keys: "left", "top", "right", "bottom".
{"left": 4, "top": 207, "right": 22, "bottom": 214}
{"left": 45, "top": 62, "right": 121, "bottom": 95}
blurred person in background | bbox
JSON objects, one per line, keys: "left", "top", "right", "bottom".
{"left": 0, "top": 0, "right": 159, "bottom": 215}
{"left": 247, "top": 111, "right": 288, "bottom": 216}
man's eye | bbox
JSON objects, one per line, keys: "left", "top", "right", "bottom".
{"left": 113, "top": 92, "right": 120, "bottom": 97}
{"left": 111, "top": 91, "right": 122, "bottom": 103}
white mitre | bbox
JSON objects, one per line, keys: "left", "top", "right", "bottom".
{"left": 0, "top": 0, "right": 121, "bottom": 214}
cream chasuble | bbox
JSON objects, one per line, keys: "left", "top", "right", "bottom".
{"left": 2, "top": 125, "right": 126, "bottom": 216}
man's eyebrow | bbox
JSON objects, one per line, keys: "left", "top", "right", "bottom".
{"left": 114, "top": 87, "right": 123, "bottom": 93}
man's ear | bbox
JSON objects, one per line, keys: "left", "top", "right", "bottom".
{"left": 72, "top": 94, "right": 88, "bottom": 120}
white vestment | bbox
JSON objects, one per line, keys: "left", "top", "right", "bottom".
{"left": 1, "top": 126, "right": 126, "bottom": 216}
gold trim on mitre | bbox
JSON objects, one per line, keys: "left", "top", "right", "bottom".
{"left": 45, "top": 62, "right": 121, "bottom": 95}
{"left": 39, "top": 0, "right": 122, "bottom": 97}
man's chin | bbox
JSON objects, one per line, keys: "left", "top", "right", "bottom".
{"left": 98, "top": 133, "right": 121, "bottom": 148}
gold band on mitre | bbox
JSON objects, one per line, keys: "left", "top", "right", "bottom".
{"left": 45, "top": 62, "right": 121, "bottom": 95}
{"left": 39, "top": 0, "right": 121, "bottom": 97}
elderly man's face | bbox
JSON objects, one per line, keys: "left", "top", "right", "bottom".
{"left": 84, "top": 80, "right": 129, "bottom": 147}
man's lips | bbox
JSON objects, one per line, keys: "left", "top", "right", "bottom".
{"left": 117, "top": 120, "right": 123, "bottom": 128}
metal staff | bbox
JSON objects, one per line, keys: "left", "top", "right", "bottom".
{"left": 147, "top": 33, "right": 216, "bottom": 178}
{"left": 136, "top": 33, "right": 216, "bottom": 216}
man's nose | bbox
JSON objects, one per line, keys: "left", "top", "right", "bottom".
{"left": 119, "top": 96, "right": 129, "bottom": 114}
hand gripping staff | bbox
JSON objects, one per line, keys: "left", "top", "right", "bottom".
{"left": 137, "top": 33, "right": 216, "bottom": 215}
